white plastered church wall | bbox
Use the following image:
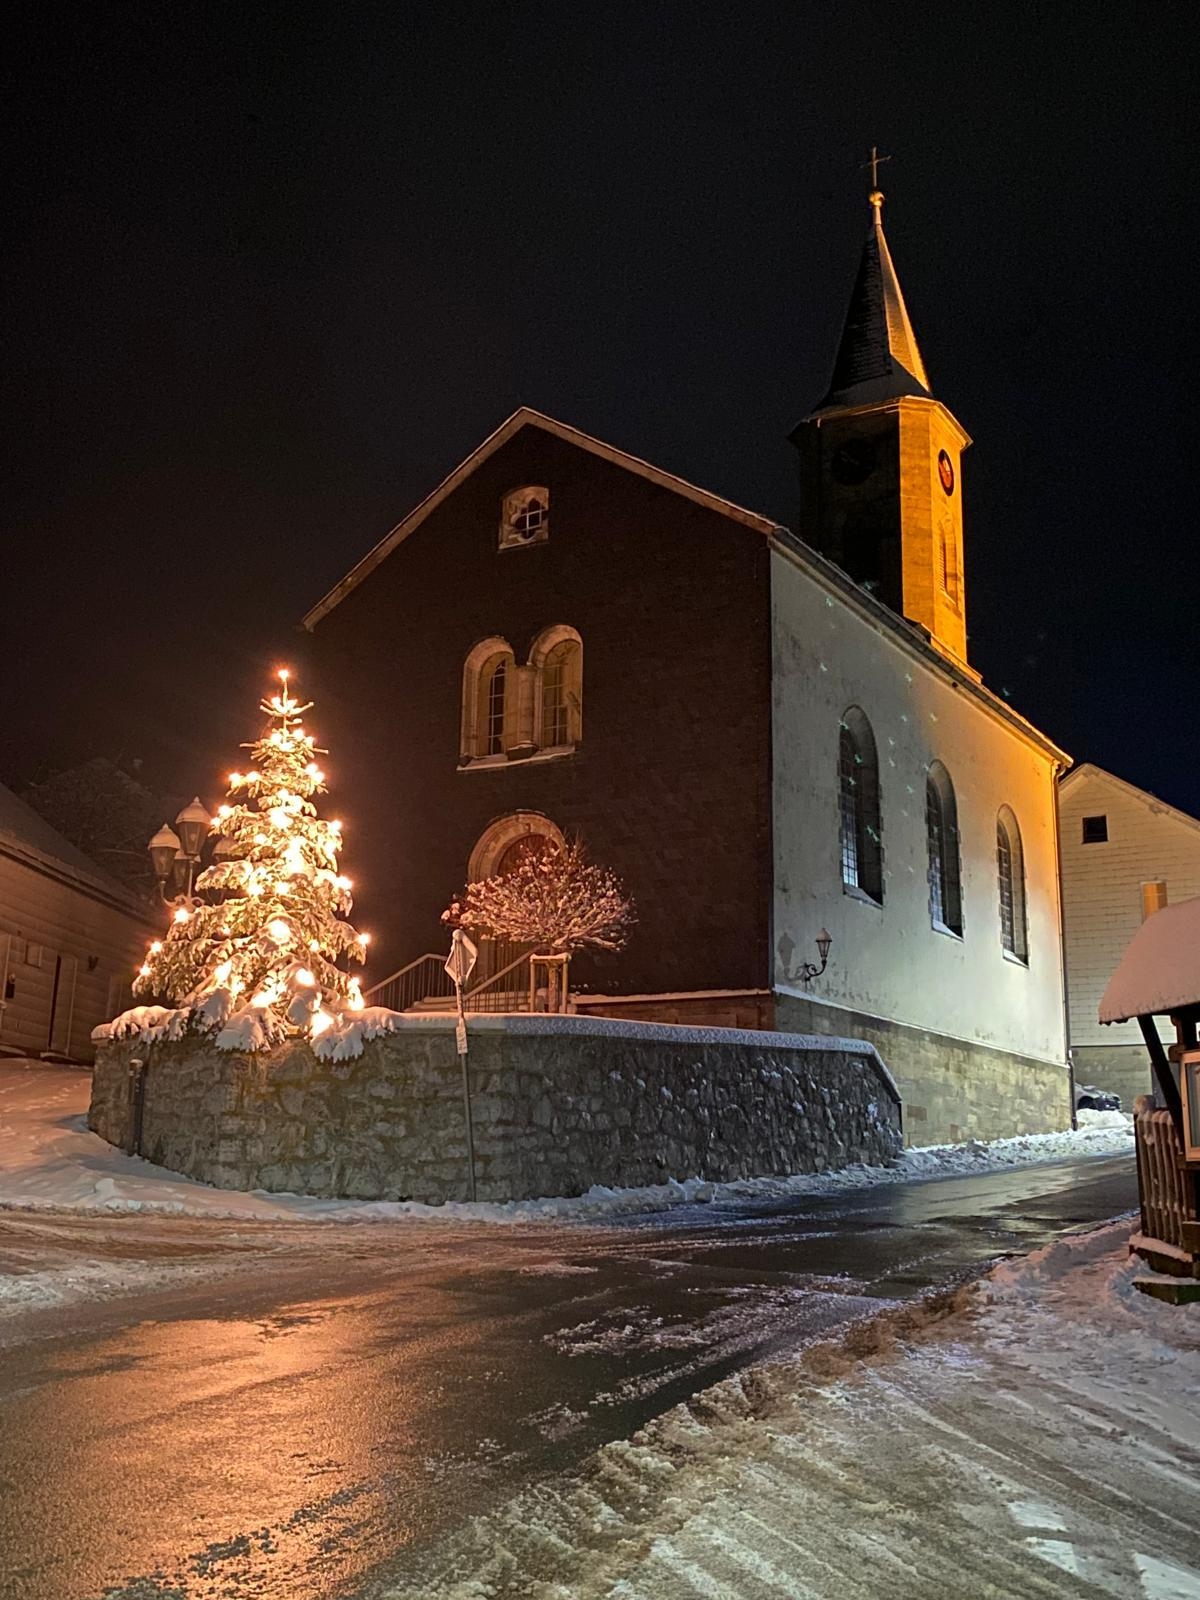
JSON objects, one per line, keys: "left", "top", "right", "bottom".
{"left": 770, "top": 545, "right": 1066, "bottom": 1066}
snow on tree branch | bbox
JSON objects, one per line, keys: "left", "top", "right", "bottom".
{"left": 444, "top": 838, "right": 634, "bottom": 955}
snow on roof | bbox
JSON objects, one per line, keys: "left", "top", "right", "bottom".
{"left": 0, "top": 781, "right": 143, "bottom": 911}
{"left": 1099, "top": 894, "right": 1200, "bottom": 1022}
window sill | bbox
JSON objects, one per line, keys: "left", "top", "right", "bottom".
{"left": 1001, "top": 948, "right": 1029, "bottom": 968}
{"left": 842, "top": 882, "right": 883, "bottom": 909}
{"left": 497, "top": 534, "right": 549, "bottom": 553}
{"left": 459, "top": 743, "right": 578, "bottom": 772}
{"left": 931, "top": 919, "right": 964, "bottom": 941}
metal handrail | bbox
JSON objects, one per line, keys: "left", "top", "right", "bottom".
{"left": 366, "top": 952, "right": 445, "bottom": 995}
{"left": 462, "top": 950, "right": 535, "bottom": 1013}
{"left": 364, "top": 953, "right": 455, "bottom": 1014}
{"left": 364, "top": 946, "right": 571, "bottom": 1016}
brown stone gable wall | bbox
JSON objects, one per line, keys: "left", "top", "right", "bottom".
{"left": 305, "top": 428, "right": 773, "bottom": 999}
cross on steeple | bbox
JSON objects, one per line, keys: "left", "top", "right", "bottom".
{"left": 864, "top": 145, "right": 896, "bottom": 211}
{"left": 863, "top": 144, "right": 891, "bottom": 196}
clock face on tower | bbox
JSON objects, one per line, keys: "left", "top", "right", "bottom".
{"left": 937, "top": 449, "right": 955, "bottom": 495}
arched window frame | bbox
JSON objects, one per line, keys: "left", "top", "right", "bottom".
{"left": 838, "top": 707, "right": 883, "bottom": 904}
{"left": 996, "top": 806, "right": 1028, "bottom": 963}
{"left": 460, "top": 637, "right": 515, "bottom": 763}
{"left": 529, "top": 625, "right": 583, "bottom": 751}
{"left": 499, "top": 486, "right": 550, "bottom": 551}
{"left": 926, "top": 761, "right": 963, "bottom": 937}
{"left": 468, "top": 811, "right": 566, "bottom": 882}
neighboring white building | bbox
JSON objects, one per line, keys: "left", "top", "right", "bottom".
{"left": 1059, "top": 763, "right": 1200, "bottom": 1105}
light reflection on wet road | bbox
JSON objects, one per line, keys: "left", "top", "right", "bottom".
{"left": 0, "top": 1153, "right": 1136, "bottom": 1600}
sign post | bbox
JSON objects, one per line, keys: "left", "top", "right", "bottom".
{"left": 445, "top": 929, "right": 479, "bottom": 1200}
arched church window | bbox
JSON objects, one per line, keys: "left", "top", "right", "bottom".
{"left": 996, "top": 806, "right": 1028, "bottom": 963}
{"left": 926, "top": 762, "right": 963, "bottom": 935}
{"left": 530, "top": 625, "right": 583, "bottom": 750}
{"left": 499, "top": 486, "right": 549, "bottom": 550}
{"left": 838, "top": 708, "right": 883, "bottom": 903}
{"left": 484, "top": 658, "right": 508, "bottom": 755}
{"left": 460, "top": 638, "right": 514, "bottom": 762}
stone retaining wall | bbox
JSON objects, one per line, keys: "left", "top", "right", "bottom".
{"left": 775, "top": 993, "right": 1071, "bottom": 1146}
{"left": 88, "top": 1015, "right": 903, "bottom": 1204}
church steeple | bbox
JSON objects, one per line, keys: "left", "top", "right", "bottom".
{"left": 792, "top": 172, "right": 974, "bottom": 673}
{"left": 816, "top": 189, "right": 931, "bottom": 411}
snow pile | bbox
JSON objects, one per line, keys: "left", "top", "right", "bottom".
{"left": 312, "top": 1005, "right": 410, "bottom": 1062}
{"left": 375, "top": 1225, "right": 1200, "bottom": 1600}
{"left": 94, "top": 994, "right": 408, "bottom": 1058}
{"left": 94, "top": 1004, "right": 193, "bottom": 1045}
{"left": 1077, "top": 1105, "right": 1133, "bottom": 1130}
{"left": 214, "top": 1000, "right": 289, "bottom": 1052}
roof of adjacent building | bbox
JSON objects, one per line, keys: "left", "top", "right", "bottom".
{"left": 1060, "top": 763, "right": 1200, "bottom": 838}
{"left": 1100, "top": 895, "right": 1200, "bottom": 1022}
{"left": 809, "top": 191, "right": 932, "bottom": 415}
{"left": 0, "top": 781, "right": 146, "bottom": 913}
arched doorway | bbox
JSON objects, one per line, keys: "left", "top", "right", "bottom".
{"left": 467, "top": 812, "right": 565, "bottom": 981}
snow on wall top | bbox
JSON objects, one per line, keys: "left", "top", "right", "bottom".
{"left": 1099, "top": 893, "right": 1200, "bottom": 1022}
{"left": 93, "top": 1001, "right": 901, "bottom": 1101}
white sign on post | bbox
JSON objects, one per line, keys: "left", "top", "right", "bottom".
{"left": 444, "top": 929, "right": 478, "bottom": 989}
{"left": 446, "top": 929, "right": 479, "bottom": 1199}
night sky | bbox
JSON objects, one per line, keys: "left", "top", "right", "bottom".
{"left": 5, "top": 3, "right": 1197, "bottom": 813}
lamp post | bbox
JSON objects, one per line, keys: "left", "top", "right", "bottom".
{"left": 795, "top": 928, "right": 833, "bottom": 983}
{"left": 148, "top": 797, "right": 212, "bottom": 906}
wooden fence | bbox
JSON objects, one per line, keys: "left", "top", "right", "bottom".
{"left": 1132, "top": 1099, "right": 1200, "bottom": 1278}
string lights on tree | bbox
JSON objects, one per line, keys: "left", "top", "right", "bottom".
{"left": 131, "top": 671, "right": 369, "bottom": 1049}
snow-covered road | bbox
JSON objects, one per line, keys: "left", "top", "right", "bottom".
{"left": 371, "top": 1224, "right": 1200, "bottom": 1600}
{"left": 0, "top": 1055, "right": 1147, "bottom": 1600}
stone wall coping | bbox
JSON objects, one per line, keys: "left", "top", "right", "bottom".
{"left": 359, "top": 1011, "right": 904, "bottom": 1108}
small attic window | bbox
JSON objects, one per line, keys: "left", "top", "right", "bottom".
{"left": 1082, "top": 815, "right": 1108, "bottom": 844}
{"left": 499, "top": 487, "right": 549, "bottom": 551}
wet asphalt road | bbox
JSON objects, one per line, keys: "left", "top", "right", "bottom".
{"left": 0, "top": 1153, "right": 1136, "bottom": 1600}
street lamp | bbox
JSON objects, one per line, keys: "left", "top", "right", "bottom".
{"left": 175, "top": 797, "right": 212, "bottom": 859}
{"left": 795, "top": 928, "right": 833, "bottom": 983}
{"left": 148, "top": 824, "right": 182, "bottom": 889}
{"left": 147, "top": 798, "right": 212, "bottom": 906}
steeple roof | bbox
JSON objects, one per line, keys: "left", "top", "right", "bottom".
{"left": 813, "top": 190, "right": 931, "bottom": 413}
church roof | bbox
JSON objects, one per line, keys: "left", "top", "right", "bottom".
{"left": 810, "top": 192, "right": 932, "bottom": 415}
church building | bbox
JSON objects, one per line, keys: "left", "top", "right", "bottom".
{"left": 303, "top": 187, "right": 1071, "bottom": 1145}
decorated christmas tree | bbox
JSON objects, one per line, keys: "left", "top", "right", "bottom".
{"left": 131, "top": 671, "right": 368, "bottom": 1048}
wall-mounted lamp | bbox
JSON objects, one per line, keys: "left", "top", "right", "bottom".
{"left": 796, "top": 928, "right": 833, "bottom": 984}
